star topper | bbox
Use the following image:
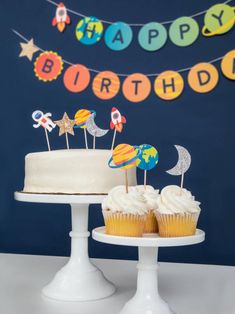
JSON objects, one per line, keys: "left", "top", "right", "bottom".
{"left": 19, "top": 38, "right": 39, "bottom": 61}
{"left": 55, "top": 112, "right": 75, "bottom": 149}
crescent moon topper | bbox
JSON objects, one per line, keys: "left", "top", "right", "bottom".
{"left": 166, "top": 145, "right": 191, "bottom": 176}
{"left": 86, "top": 114, "right": 109, "bottom": 137}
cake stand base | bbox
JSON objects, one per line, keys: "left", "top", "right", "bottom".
{"left": 14, "top": 193, "right": 115, "bottom": 301}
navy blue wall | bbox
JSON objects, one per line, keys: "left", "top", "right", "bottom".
{"left": 1, "top": 0, "right": 235, "bottom": 265}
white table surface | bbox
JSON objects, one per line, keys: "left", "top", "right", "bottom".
{"left": 0, "top": 253, "right": 234, "bottom": 314}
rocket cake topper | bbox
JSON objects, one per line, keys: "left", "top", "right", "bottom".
{"left": 52, "top": 2, "right": 71, "bottom": 32}
{"left": 110, "top": 107, "right": 126, "bottom": 150}
{"left": 166, "top": 145, "right": 191, "bottom": 189}
{"left": 32, "top": 110, "right": 56, "bottom": 151}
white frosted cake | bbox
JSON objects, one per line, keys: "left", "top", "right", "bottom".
{"left": 23, "top": 149, "right": 137, "bottom": 194}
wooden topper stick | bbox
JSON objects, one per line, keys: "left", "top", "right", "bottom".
{"left": 144, "top": 170, "right": 147, "bottom": 190}
{"left": 44, "top": 128, "right": 51, "bottom": 151}
{"left": 84, "top": 128, "right": 88, "bottom": 149}
{"left": 125, "top": 169, "right": 129, "bottom": 193}
{"left": 111, "top": 129, "right": 117, "bottom": 151}
{"left": 93, "top": 135, "right": 96, "bottom": 149}
{"left": 65, "top": 132, "right": 69, "bottom": 150}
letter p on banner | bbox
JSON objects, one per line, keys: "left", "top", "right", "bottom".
{"left": 34, "top": 51, "right": 63, "bottom": 82}
{"left": 188, "top": 63, "right": 219, "bottom": 93}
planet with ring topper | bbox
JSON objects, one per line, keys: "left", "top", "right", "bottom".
{"left": 108, "top": 144, "right": 141, "bottom": 170}
{"left": 76, "top": 17, "right": 103, "bottom": 45}
{"left": 135, "top": 144, "right": 159, "bottom": 171}
{"left": 74, "top": 109, "right": 96, "bottom": 128}
{"left": 202, "top": 4, "right": 235, "bottom": 37}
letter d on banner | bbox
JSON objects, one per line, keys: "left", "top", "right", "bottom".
{"left": 188, "top": 63, "right": 219, "bottom": 93}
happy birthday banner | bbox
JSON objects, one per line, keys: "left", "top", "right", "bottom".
{"left": 47, "top": 0, "right": 235, "bottom": 51}
{"left": 14, "top": 28, "right": 235, "bottom": 102}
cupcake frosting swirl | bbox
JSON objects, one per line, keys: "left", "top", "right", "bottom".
{"left": 135, "top": 185, "right": 159, "bottom": 210}
{"left": 157, "top": 185, "right": 201, "bottom": 215}
{"left": 102, "top": 185, "right": 149, "bottom": 215}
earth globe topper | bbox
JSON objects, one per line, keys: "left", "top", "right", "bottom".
{"left": 136, "top": 144, "right": 159, "bottom": 171}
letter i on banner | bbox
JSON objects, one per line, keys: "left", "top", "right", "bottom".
{"left": 221, "top": 50, "right": 235, "bottom": 80}
{"left": 63, "top": 64, "right": 90, "bottom": 93}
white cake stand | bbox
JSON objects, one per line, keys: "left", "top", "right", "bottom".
{"left": 14, "top": 192, "right": 115, "bottom": 301}
{"left": 92, "top": 227, "right": 205, "bottom": 314}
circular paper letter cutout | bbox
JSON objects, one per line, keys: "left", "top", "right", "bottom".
{"left": 154, "top": 71, "right": 184, "bottom": 100}
{"left": 34, "top": 51, "right": 63, "bottom": 82}
{"left": 105, "top": 22, "right": 133, "bottom": 51}
{"left": 63, "top": 64, "right": 90, "bottom": 93}
{"left": 188, "top": 63, "right": 219, "bottom": 93}
{"left": 221, "top": 50, "right": 235, "bottom": 80}
{"left": 138, "top": 22, "right": 167, "bottom": 51}
{"left": 122, "top": 73, "right": 151, "bottom": 102}
{"left": 92, "top": 71, "right": 120, "bottom": 99}
{"left": 169, "top": 17, "right": 199, "bottom": 47}
{"left": 76, "top": 17, "right": 103, "bottom": 45}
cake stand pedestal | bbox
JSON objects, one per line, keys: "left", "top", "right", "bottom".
{"left": 92, "top": 227, "right": 205, "bottom": 314}
{"left": 14, "top": 192, "right": 115, "bottom": 301}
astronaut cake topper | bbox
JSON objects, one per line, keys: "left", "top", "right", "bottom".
{"left": 32, "top": 110, "right": 56, "bottom": 151}
{"left": 110, "top": 107, "right": 126, "bottom": 150}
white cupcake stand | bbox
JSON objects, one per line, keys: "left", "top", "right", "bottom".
{"left": 93, "top": 227, "right": 205, "bottom": 314}
{"left": 14, "top": 192, "right": 115, "bottom": 301}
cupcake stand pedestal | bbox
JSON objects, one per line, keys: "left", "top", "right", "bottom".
{"left": 14, "top": 192, "right": 115, "bottom": 301}
{"left": 93, "top": 227, "right": 205, "bottom": 314}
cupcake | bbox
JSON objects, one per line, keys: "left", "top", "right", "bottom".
{"left": 102, "top": 185, "right": 148, "bottom": 237}
{"left": 136, "top": 185, "right": 159, "bottom": 233}
{"left": 155, "top": 185, "right": 201, "bottom": 237}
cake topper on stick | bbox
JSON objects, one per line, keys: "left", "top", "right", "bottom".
{"left": 32, "top": 110, "right": 56, "bottom": 151}
{"left": 136, "top": 144, "right": 159, "bottom": 189}
{"left": 108, "top": 144, "right": 141, "bottom": 193}
{"left": 110, "top": 107, "right": 126, "bottom": 150}
{"left": 55, "top": 112, "right": 75, "bottom": 149}
{"left": 86, "top": 114, "right": 109, "bottom": 149}
{"left": 74, "top": 109, "right": 96, "bottom": 149}
{"left": 166, "top": 145, "right": 191, "bottom": 189}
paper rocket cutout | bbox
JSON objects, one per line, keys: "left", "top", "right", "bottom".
{"left": 166, "top": 145, "right": 191, "bottom": 176}
{"left": 110, "top": 107, "right": 126, "bottom": 133}
{"left": 54, "top": 112, "right": 75, "bottom": 136}
{"left": 86, "top": 114, "right": 109, "bottom": 137}
{"left": 19, "top": 38, "right": 39, "bottom": 61}
{"left": 32, "top": 110, "right": 56, "bottom": 132}
{"left": 52, "top": 2, "right": 71, "bottom": 32}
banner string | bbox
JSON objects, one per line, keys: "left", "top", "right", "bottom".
{"left": 12, "top": 28, "right": 227, "bottom": 77}
{"left": 45, "top": 0, "right": 233, "bottom": 26}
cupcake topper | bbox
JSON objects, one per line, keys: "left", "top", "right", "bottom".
{"left": 74, "top": 109, "right": 96, "bottom": 149}
{"left": 166, "top": 145, "right": 191, "bottom": 189}
{"left": 86, "top": 113, "right": 109, "bottom": 149}
{"left": 110, "top": 107, "right": 126, "bottom": 150}
{"left": 109, "top": 143, "right": 141, "bottom": 193}
{"left": 55, "top": 112, "right": 75, "bottom": 149}
{"left": 32, "top": 110, "right": 56, "bottom": 151}
{"left": 136, "top": 144, "right": 159, "bottom": 189}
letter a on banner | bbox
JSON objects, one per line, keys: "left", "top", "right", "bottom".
{"left": 105, "top": 22, "right": 133, "bottom": 51}
{"left": 34, "top": 51, "right": 63, "bottom": 81}
{"left": 188, "top": 63, "right": 219, "bottom": 93}
{"left": 63, "top": 64, "right": 90, "bottom": 92}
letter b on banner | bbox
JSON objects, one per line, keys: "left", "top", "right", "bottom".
{"left": 188, "top": 63, "right": 219, "bottom": 93}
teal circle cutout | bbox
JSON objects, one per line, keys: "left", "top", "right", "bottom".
{"left": 169, "top": 17, "right": 199, "bottom": 47}
{"left": 76, "top": 16, "right": 103, "bottom": 45}
{"left": 138, "top": 22, "right": 167, "bottom": 51}
{"left": 104, "top": 22, "right": 133, "bottom": 51}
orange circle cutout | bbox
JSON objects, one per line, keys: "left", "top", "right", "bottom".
{"left": 122, "top": 73, "right": 151, "bottom": 102}
{"left": 92, "top": 71, "right": 120, "bottom": 100}
{"left": 63, "top": 64, "right": 90, "bottom": 93}
{"left": 188, "top": 63, "right": 219, "bottom": 93}
{"left": 34, "top": 51, "right": 63, "bottom": 82}
{"left": 154, "top": 71, "right": 184, "bottom": 100}
{"left": 221, "top": 50, "right": 235, "bottom": 80}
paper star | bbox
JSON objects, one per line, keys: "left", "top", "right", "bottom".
{"left": 19, "top": 39, "right": 40, "bottom": 61}
{"left": 55, "top": 112, "right": 75, "bottom": 136}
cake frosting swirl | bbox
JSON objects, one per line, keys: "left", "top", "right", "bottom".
{"left": 157, "top": 185, "right": 201, "bottom": 215}
{"left": 102, "top": 185, "right": 149, "bottom": 215}
{"left": 136, "top": 185, "right": 159, "bottom": 210}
